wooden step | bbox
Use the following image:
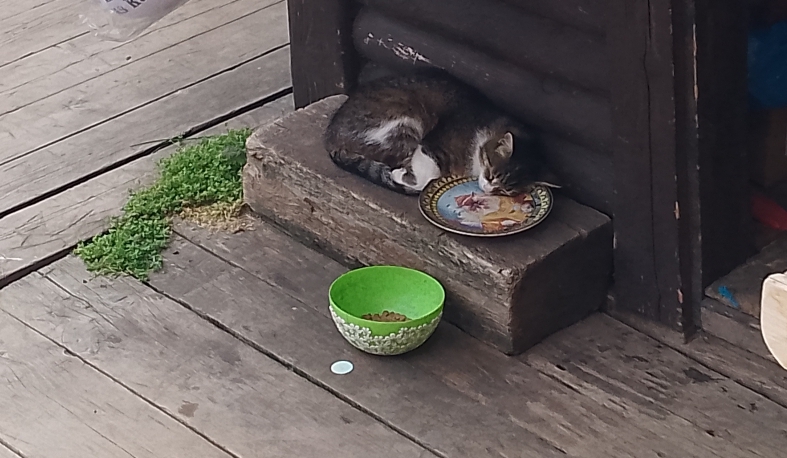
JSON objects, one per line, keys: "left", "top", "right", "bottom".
{"left": 242, "top": 95, "right": 612, "bottom": 354}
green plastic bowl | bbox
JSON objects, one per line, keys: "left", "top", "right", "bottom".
{"left": 329, "top": 266, "right": 445, "bottom": 355}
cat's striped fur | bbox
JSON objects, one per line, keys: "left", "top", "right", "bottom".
{"left": 324, "top": 71, "right": 553, "bottom": 195}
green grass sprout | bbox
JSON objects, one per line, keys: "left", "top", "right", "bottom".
{"left": 75, "top": 129, "right": 251, "bottom": 280}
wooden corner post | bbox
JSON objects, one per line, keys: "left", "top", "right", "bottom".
{"left": 287, "top": 0, "right": 359, "bottom": 109}
{"left": 608, "top": 0, "right": 751, "bottom": 335}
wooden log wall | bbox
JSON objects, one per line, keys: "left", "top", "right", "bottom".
{"left": 351, "top": 1, "right": 613, "bottom": 214}
{"left": 498, "top": 0, "right": 607, "bottom": 35}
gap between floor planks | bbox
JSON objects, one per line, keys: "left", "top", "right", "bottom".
{"left": 0, "top": 0, "right": 283, "bottom": 116}
{"left": 0, "top": 442, "right": 20, "bottom": 458}
{"left": 0, "top": 47, "right": 290, "bottom": 219}
{"left": 0, "top": 47, "right": 291, "bottom": 219}
{"left": 149, "top": 221, "right": 783, "bottom": 457}
{"left": 0, "top": 93, "right": 293, "bottom": 288}
{"left": 612, "top": 309, "right": 787, "bottom": 409}
{"left": 0, "top": 258, "right": 434, "bottom": 458}
{"left": 0, "top": 309, "right": 235, "bottom": 458}
{"left": 0, "top": 0, "right": 89, "bottom": 66}
{"left": 0, "top": 0, "right": 288, "bottom": 167}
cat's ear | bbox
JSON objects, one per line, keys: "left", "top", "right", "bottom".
{"left": 497, "top": 132, "right": 514, "bottom": 159}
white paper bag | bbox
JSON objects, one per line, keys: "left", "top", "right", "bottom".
{"left": 81, "top": 0, "right": 191, "bottom": 42}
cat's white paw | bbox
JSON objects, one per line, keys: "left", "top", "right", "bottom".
{"left": 410, "top": 146, "right": 441, "bottom": 190}
{"left": 391, "top": 168, "right": 408, "bottom": 186}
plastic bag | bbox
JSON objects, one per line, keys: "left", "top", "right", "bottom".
{"left": 749, "top": 21, "right": 787, "bottom": 109}
{"left": 80, "top": 0, "right": 191, "bottom": 42}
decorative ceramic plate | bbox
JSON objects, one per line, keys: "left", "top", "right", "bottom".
{"left": 419, "top": 176, "right": 553, "bottom": 237}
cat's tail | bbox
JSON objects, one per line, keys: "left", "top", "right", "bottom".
{"left": 329, "top": 149, "right": 420, "bottom": 195}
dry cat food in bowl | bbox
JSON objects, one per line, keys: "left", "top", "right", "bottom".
{"left": 362, "top": 311, "right": 410, "bottom": 322}
{"left": 329, "top": 266, "right": 444, "bottom": 356}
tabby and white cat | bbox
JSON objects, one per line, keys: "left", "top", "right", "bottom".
{"left": 324, "top": 71, "right": 554, "bottom": 195}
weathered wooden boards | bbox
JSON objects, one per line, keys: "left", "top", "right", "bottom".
{"left": 0, "top": 0, "right": 268, "bottom": 115}
{"left": 162, "top": 221, "right": 786, "bottom": 457}
{"left": 706, "top": 235, "right": 787, "bottom": 318}
{"left": 614, "top": 309, "right": 787, "bottom": 410}
{"left": 761, "top": 272, "right": 787, "bottom": 370}
{"left": 524, "top": 313, "right": 787, "bottom": 456}
{"left": 498, "top": 0, "right": 606, "bottom": 35}
{"left": 287, "top": 0, "right": 358, "bottom": 108}
{"left": 358, "top": 0, "right": 608, "bottom": 93}
{"left": 0, "top": 95, "right": 293, "bottom": 288}
{"left": 1, "top": 257, "right": 430, "bottom": 458}
{"left": 700, "top": 297, "right": 774, "bottom": 362}
{"left": 0, "top": 309, "right": 232, "bottom": 458}
{"left": 0, "top": 444, "right": 18, "bottom": 458}
{"left": 0, "top": 0, "right": 88, "bottom": 66}
{"left": 353, "top": 9, "right": 610, "bottom": 153}
{"left": 0, "top": 0, "right": 289, "bottom": 215}
{"left": 351, "top": 8, "right": 613, "bottom": 214}
{"left": 243, "top": 95, "right": 613, "bottom": 354}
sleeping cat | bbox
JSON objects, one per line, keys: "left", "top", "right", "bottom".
{"left": 324, "top": 71, "right": 554, "bottom": 195}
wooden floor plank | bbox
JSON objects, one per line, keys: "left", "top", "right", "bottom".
{"left": 0, "top": 444, "right": 20, "bottom": 458}
{"left": 0, "top": 0, "right": 275, "bottom": 114}
{"left": 0, "top": 310, "right": 231, "bottom": 458}
{"left": 0, "top": 94, "right": 292, "bottom": 287}
{"left": 701, "top": 297, "right": 775, "bottom": 362}
{"left": 156, "top": 225, "right": 761, "bottom": 457}
{"left": 614, "top": 309, "right": 787, "bottom": 409}
{"left": 522, "top": 313, "right": 787, "bottom": 456}
{"left": 706, "top": 235, "right": 787, "bottom": 318}
{"left": 1, "top": 257, "right": 431, "bottom": 458}
{"left": 0, "top": 0, "right": 89, "bottom": 67}
{"left": 0, "top": 1, "right": 288, "bottom": 164}
{"left": 0, "top": 45, "right": 290, "bottom": 217}
{"left": 0, "top": 0, "right": 56, "bottom": 23}
{"left": 0, "top": 0, "right": 221, "bottom": 97}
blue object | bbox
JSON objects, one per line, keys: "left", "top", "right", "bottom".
{"left": 749, "top": 22, "right": 787, "bottom": 109}
{"left": 717, "top": 286, "right": 741, "bottom": 309}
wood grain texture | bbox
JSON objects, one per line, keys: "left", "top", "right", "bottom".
{"left": 0, "top": 445, "right": 19, "bottom": 458}
{"left": 354, "top": 8, "right": 612, "bottom": 154}
{"left": 153, "top": 235, "right": 567, "bottom": 458}
{"left": 244, "top": 95, "right": 612, "bottom": 353}
{"left": 1, "top": 258, "right": 431, "bottom": 458}
{"left": 0, "top": 0, "right": 268, "bottom": 115}
{"left": 0, "top": 95, "right": 293, "bottom": 288}
{"left": 0, "top": 0, "right": 57, "bottom": 22}
{"left": 0, "top": 310, "right": 231, "bottom": 458}
{"left": 706, "top": 236, "right": 787, "bottom": 318}
{"left": 0, "top": 0, "right": 87, "bottom": 66}
{"left": 0, "top": 2, "right": 288, "bottom": 164}
{"left": 542, "top": 135, "right": 612, "bottom": 215}
{"left": 154, "top": 228, "right": 767, "bottom": 457}
{"left": 498, "top": 0, "right": 606, "bottom": 35}
{"left": 358, "top": 0, "right": 609, "bottom": 93}
{"left": 700, "top": 298, "right": 774, "bottom": 362}
{"left": 607, "top": 0, "right": 689, "bottom": 330}
{"left": 523, "top": 313, "right": 787, "bottom": 456}
{"left": 613, "top": 309, "right": 787, "bottom": 412}
{"left": 287, "top": 0, "right": 358, "bottom": 107}
{"left": 0, "top": 46, "right": 290, "bottom": 216}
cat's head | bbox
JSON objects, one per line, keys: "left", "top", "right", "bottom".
{"left": 478, "top": 132, "right": 554, "bottom": 195}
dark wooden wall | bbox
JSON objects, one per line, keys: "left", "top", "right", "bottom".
{"left": 287, "top": 0, "right": 360, "bottom": 109}
{"left": 286, "top": 0, "right": 753, "bottom": 334}
{"left": 607, "top": 0, "right": 752, "bottom": 333}
{"left": 351, "top": 0, "right": 614, "bottom": 215}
